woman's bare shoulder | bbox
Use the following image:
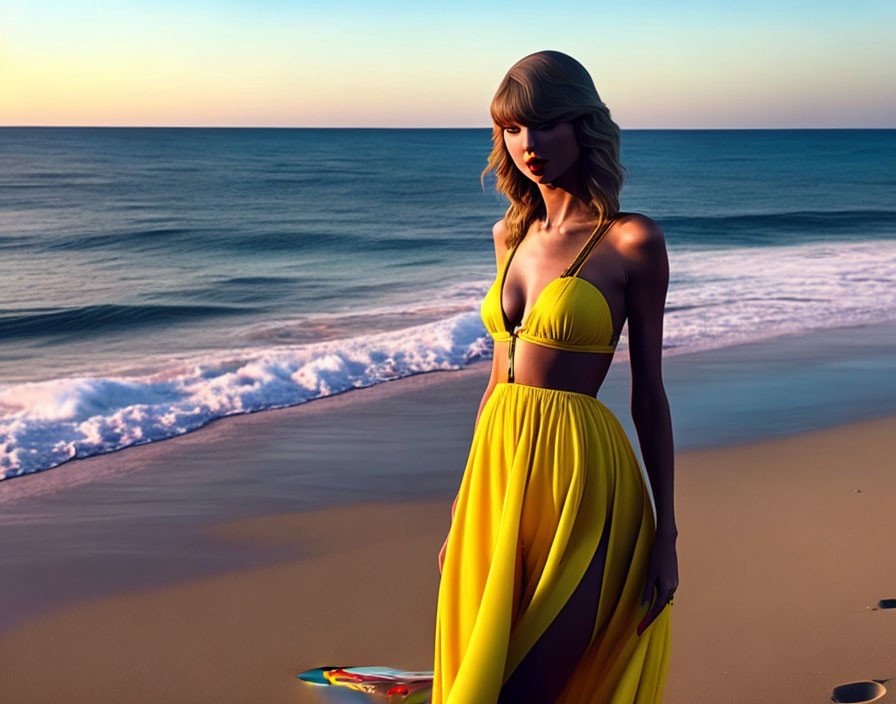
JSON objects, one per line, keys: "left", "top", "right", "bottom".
{"left": 613, "top": 212, "right": 666, "bottom": 251}
{"left": 613, "top": 212, "right": 669, "bottom": 285}
{"left": 614, "top": 211, "right": 665, "bottom": 247}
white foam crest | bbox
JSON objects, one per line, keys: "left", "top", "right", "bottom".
{"left": 0, "top": 311, "right": 490, "bottom": 479}
{"left": 659, "top": 239, "right": 896, "bottom": 354}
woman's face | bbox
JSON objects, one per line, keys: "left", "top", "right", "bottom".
{"left": 502, "top": 119, "right": 580, "bottom": 185}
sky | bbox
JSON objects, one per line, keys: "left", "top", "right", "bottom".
{"left": 1, "top": 0, "right": 894, "bottom": 128}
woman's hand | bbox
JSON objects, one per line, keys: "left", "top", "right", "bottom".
{"left": 637, "top": 529, "right": 678, "bottom": 636}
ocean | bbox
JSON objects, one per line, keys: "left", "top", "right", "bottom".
{"left": 2, "top": 127, "right": 895, "bottom": 480}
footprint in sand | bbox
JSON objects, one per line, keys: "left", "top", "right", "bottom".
{"left": 831, "top": 601, "right": 895, "bottom": 702}
{"left": 831, "top": 679, "right": 888, "bottom": 703}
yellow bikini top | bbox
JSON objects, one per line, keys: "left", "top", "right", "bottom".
{"left": 480, "top": 216, "right": 619, "bottom": 359}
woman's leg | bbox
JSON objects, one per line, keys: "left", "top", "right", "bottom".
{"left": 498, "top": 512, "right": 612, "bottom": 704}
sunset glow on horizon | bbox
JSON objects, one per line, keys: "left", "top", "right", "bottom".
{"left": 1, "top": 0, "right": 894, "bottom": 129}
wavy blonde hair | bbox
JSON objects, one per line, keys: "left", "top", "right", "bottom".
{"left": 481, "top": 50, "right": 626, "bottom": 248}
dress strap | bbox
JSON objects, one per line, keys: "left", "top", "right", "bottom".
{"left": 560, "top": 216, "right": 617, "bottom": 278}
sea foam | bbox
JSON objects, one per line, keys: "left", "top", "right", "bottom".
{"left": 0, "top": 311, "right": 489, "bottom": 479}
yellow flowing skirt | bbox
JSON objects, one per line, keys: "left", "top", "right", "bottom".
{"left": 432, "top": 382, "right": 672, "bottom": 704}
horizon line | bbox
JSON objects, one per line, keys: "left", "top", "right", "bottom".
{"left": 2, "top": 125, "right": 895, "bottom": 130}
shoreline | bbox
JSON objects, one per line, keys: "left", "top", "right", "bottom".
{"left": 2, "top": 412, "right": 895, "bottom": 703}
{"left": 2, "top": 318, "right": 896, "bottom": 634}
{"left": 0, "top": 361, "right": 492, "bottom": 504}
{"left": 5, "top": 316, "right": 896, "bottom": 506}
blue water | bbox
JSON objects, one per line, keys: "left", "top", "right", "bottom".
{"left": 1, "top": 128, "right": 895, "bottom": 479}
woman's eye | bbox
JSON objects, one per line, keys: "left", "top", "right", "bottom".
{"left": 503, "top": 126, "right": 520, "bottom": 134}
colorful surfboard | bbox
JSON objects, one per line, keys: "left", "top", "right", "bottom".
{"left": 296, "top": 666, "right": 433, "bottom": 703}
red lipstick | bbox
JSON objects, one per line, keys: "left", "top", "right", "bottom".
{"left": 526, "top": 157, "right": 547, "bottom": 175}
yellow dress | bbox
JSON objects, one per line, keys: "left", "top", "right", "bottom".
{"left": 432, "top": 217, "right": 672, "bottom": 703}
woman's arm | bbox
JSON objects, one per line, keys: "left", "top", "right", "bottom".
{"left": 451, "top": 219, "right": 509, "bottom": 522}
{"left": 621, "top": 215, "right": 677, "bottom": 537}
{"left": 440, "top": 220, "right": 509, "bottom": 570}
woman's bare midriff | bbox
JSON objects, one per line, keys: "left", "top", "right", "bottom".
{"left": 494, "top": 338, "right": 614, "bottom": 396}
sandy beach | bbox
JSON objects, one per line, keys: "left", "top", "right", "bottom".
{"left": 2, "top": 337, "right": 896, "bottom": 703}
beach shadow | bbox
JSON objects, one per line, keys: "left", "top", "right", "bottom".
{"left": 303, "top": 687, "right": 432, "bottom": 704}
{"left": 309, "top": 689, "right": 380, "bottom": 704}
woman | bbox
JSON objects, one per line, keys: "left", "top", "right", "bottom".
{"left": 296, "top": 50, "right": 676, "bottom": 703}
{"left": 433, "top": 50, "right": 677, "bottom": 703}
